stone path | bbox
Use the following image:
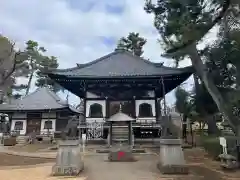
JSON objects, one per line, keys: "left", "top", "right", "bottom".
{"left": 84, "top": 154, "right": 161, "bottom": 180}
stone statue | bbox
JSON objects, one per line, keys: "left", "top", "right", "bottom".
{"left": 0, "top": 113, "right": 10, "bottom": 135}
{"left": 61, "top": 115, "right": 79, "bottom": 140}
{"left": 52, "top": 115, "right": 84, "bottom": 176}
{"left": 161, "top": 115, "right": 179, "bottom": 139}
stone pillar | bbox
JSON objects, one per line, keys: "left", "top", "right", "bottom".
{"left": 157, "top": 138, "right": 188, "bottom": 174}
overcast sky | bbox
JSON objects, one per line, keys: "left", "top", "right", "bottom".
{"left": 1, "top": 0, "right": 217, "bottom": 106}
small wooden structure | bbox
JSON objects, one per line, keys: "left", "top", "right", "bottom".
{"left": 107, "top": 105, "right": 134, "bottom": 146}
{"left": 107, "top": 105, "right": 135, "bottom": 161}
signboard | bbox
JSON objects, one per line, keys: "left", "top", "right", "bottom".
{"left": 219, "top": 137, "right": 227, "bottom": 154}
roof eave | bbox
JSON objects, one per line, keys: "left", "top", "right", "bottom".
{"left": 48, "top": 67, "right": 194, "bottom": 80}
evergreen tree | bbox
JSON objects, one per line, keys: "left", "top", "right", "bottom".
{"left": 20, "top": 40, "right": 60, "bottom": 95}
{"left": 0, "top": 35, "right": 28, "bottom": 103}
{"left": 115, "top": 32, "right": 147, "bottom": 57}
{"left": 145, "top": 0, "right": 240, "bottom": 135}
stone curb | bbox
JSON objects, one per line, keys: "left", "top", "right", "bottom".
{"left": 3, "top": 150, "right": 56, "bottom": 159}
{"left": 1, "top": 148, "right": 157, "bottom": 159}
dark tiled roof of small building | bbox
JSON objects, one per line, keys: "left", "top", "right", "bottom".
{"left": 0, "top": 87, "right": 80, "bottom": 113}
{"left": 107, "top": 112, "right": 135, "bottom": 122}
{"left": 48, "top": 50, "right": 193, "bottom": 78}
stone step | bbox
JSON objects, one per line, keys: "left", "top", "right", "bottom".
{"left": 112, "top": 131, "right": 128, "bottom": 134}
{"left": 16, "top": 136, "right": 28, "bottom": 145}
{"left": 112, "top": 129, "right": 128, "bottom": 131}
{"left": 112, "top": 127, "right": 129, "bottom": 131}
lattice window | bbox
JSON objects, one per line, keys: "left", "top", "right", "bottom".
{"left": 14, "top": 121, "right": 23, "bottom": 130}
{"left": 27, "top": 113, "right": 42, "bottom": 119}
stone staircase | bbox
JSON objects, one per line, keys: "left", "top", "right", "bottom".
{"left": 16, "top": 136, "right": 28, "bottom": 145}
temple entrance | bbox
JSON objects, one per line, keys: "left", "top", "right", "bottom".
{"left": 26, "top": 113, "right": 41, "bottom": 135}
{"left": 26, "top": 119, "right": 41, "bottom": 134}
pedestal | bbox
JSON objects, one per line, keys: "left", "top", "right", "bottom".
{"left": 157, "top": 139, "right": 188, "bottom": 174}
{"left": 108, "top": 144, "right": 135, "bottom": 162}
{"left": 52, "top": 140, "right": 84, "bottom": 176}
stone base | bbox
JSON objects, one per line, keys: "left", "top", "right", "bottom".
{"left": 108, "top": 146, "right": 135, "bottom": 162}
{"left": 157, "top": 162, "right": 189, "bottom": 174}
{"left": 97, "top": 148, "right": 145, "bottom": 154}
{"left": 52, "top": 140, "right": 84, "bottom": 176}
{"left": 52, "top": 165, "right": 84, "bottom": 176}
{"left": 158, "top": 138, "right": 188, "bottom": 175}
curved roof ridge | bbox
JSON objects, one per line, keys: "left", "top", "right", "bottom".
{"left": 51, "top": 50, "right": 164, "bottom": 73}
{"left": 48, "top": 51, "right": 119, "bottom": 73}
{"left": 75, "top": 51, "right": 120, "bottom": 69}
{"left": 108, "top": 111, "right": 135, "bottom": 122}
{"left": 20, "top": 87, "right": 42, "bottom": 101}
{"left": 121, "top": 50, "right": 158, "bottom": 66}
{"left": 47, "top": 50, "right": 194, "bottom": 78}
{"left": 47, "top": 66, "right": 80, "bottom": 73}
{"left": 43, "top": 87, "right": 67, "bottom": 106}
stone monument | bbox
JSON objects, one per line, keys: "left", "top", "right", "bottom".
{"left": 157, "top": 117, "right": 188, "bottom": 174}
{"left": 52, "top": 116, "right": 84, "bottom": 176}
{"left": 157, "top": 138, "right": 188, "bottom": 174}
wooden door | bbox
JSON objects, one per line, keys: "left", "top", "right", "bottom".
{"left": 26, "top": 119, "right": 41, "bottom": 135}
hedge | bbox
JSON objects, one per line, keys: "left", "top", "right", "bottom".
{"left": 200, "top": 134, "right": 238, "bottom": 160}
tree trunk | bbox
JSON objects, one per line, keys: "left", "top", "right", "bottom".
{"left": 0, "top": 90, "right": 4, "bottom": 104}
{"left": 182, "top": 114, "right": 187, "bottom": 140}
{"left": 25, "top": 70, "right": 34, "bottom": 96}
{"left": 187, "top": 43, "right": 240, "bottom": 135}
{"left": 235, "top": 61, "right": 240, "bottom": 89}
{"left": 206, "top": 115, "right": 218, "bottom": 135}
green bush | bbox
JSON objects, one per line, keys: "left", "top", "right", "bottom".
{"left": 200, "top": 135, "right": 238, "bottom": 160}
{"left": 200, "top": 135, "right": 222, "bottom": 160}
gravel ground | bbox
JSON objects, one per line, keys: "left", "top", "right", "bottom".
{"left": 0, "top": 153, "right": 222, "bottom": 180}
{"left": 0, "top": 150, "right": 239, "bottom": 180}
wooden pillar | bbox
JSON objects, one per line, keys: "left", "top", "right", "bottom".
{"left": 155, "top": 97, "right": 158, "bottom": 121}
{"left": 106, "top": 98, "right": 109, "bottom": 118}
{"left": 132, "top": 97, "right": 136, "bottom": 118}
{"left": 83, "top": 90, "right": 87, "bottom": 119}
{"left": 109, "top": 122, "right": 113, "bottom": 146}
{"left": 128, "top": 121, "right": 132, "bottom": 146}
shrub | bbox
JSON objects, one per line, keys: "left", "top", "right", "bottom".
{"left": 200, "top": 135, "right": 222, "bottom": 160}
{"left": 200, "top": 134, "right": 238, "bottom": 160}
